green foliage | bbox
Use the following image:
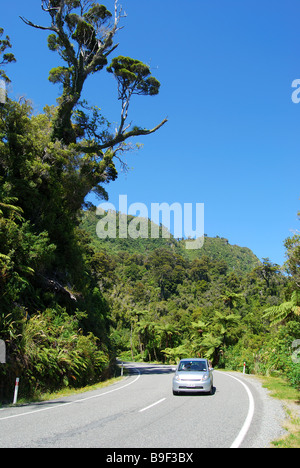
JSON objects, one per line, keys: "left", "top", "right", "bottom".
{"left": 263, "top": 291, "right": 300, "bottom": 325}
{"left": 0, "top": 99, "right": 114, "bottom": 402}
{"left": 107, "top": 56, "right": 160, "bottom": 98}
{"left": 0, "top": 308, "right": 109, "bottom": 399}
{"left": 284, "top": 229, "right": 300, "bottom": 288}
{"left": 0, "top": 28, "right": 16, "bottom": 83}
{"left": 184, "top": 236, "right": 260, "bottom": 274}
{"left": 21, "top": 308, "right": 109, "bottom": 394}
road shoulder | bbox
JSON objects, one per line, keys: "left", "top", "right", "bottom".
{"left": 225, "top": 371, "right": 287, "bottom": 448}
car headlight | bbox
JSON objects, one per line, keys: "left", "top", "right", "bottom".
{"left": 202, "top": 374, "right": 209, "bottom": 381}
{"left": 175, "top": 375, "right": 181, "bottom": 381}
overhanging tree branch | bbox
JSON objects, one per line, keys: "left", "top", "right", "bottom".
{"left": 19, "top": 17, "right": 57, "bottom": 32}
{"left": 98, "top": 117, "right": 168, "bottom": 151}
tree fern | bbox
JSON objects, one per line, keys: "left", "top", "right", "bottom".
{"left": 263, "top": 291, "right": 300, "bottom": 325}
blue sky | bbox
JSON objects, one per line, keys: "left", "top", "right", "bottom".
{"left": 2, "top": 0, "right": 300, "bottom": 266}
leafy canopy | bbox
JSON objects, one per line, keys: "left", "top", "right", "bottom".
{"left": 0, "top": 28, "right": 16, "bottom": 86}
{"left": 21, "top": 0, "right": 167, "bottom": 147}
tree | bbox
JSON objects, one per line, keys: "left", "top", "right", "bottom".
{"left": 263, "top": 290, "right": 300, "bottom": 325}
{"left": 221, "top": 290, "right": 244, "bottom": 310}
{"left": 199, "top": 334, "right": 223, "bottom": 361}
{"left": 284, "top": 224, "right": 300, "bottom": 288}
{"left": 146, "top": 249, "right": 186, "bottom": 299}
{"left": 21, "top": 1, "right": 119, "bottom": 144}
{"left": 21, "top": 0, "right": 167, "bottom": 147}
{"left": 252, "top": 258, "right": 281, "bottom": 295}
{"left": 189, "top": 257, "right": 210, "bottom": 282}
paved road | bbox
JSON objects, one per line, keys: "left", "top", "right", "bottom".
{"left": 0, "top": 362, "right": 285, "bottom": 448}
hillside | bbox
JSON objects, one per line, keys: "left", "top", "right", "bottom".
{"left": 80, "top": 209, "right": 261, "bottom": 275}
{"left": 182, "top": 236, "right": 261, "bottom": 274}
{"left": 78, "top": 208, "right": 300, "bottom": 387}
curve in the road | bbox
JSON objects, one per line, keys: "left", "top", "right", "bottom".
{"left": 0, "top": 363, "right": 281, "bottom": 448}
{"left": 215, "top": 371, "right": 255, "bottom": 448}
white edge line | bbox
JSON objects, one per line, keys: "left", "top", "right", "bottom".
{"left": 139, "top": 398, "right": 166, "bottom": 413}
{"left": 218, "top": 372, "right": 255, "bottom": 448}
{"left": 0, "top": 370, "right": 141, "bottom": 422}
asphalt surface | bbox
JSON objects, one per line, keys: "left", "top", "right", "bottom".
{"left": 0, "top": 362, "right": 286, "bottom": 448}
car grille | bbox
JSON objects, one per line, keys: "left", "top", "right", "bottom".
{"left": 179, "top": 385, "right": 203, "bottom": 389}
{"left": 181, "top": 379, "right": 202, "bottom": 381}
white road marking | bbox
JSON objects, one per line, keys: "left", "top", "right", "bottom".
{"left": 218, "top": 372, "right": 255, "bottom": 448}
{"left": 139, "top": 398, "right": 166, "bottom": 413}
{"left": 0, "top": 370, "right": 141, "bottom": 422}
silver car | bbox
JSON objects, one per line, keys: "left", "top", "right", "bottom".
{"left": 172, "top": 358, "right": 214, "bottom": 395}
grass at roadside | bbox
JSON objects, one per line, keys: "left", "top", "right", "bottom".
{"left": 12, "top": 374, "right": 127, "bottom": 407}
{"left": 38, "top": 375, "right": 126, "bottom": 402}
{"left": 258, "top": 376, "right": 300, "bottom": 448}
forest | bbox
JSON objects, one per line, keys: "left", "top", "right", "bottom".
{"left": 82, "top": 210, "right": 300, "bottom": 382}
{"left": 0, "top": 1, "right": 299, "bottom": 402}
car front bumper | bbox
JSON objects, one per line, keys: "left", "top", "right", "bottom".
{"left": 172, "top": 378, "right": 213, "bottom": 393}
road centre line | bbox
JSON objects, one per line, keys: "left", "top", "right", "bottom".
{"left": 139, "top": 398, "right": 166, "bottom": 413}
{"left": 0, "top": 370, "right": 141, "bottom": 422}
{"left": 217, "top": 372, "right": 255, "bottom": 449}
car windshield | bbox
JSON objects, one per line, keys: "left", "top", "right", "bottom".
{"left": 178, "top": 361, "right": 207, "bottom": 372}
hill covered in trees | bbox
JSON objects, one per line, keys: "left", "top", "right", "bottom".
{"left": 81, "top": 209, "right": 260, "bottom": 275}
{"left": 79, "top": 208, "right": 300, "bottom": 387}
